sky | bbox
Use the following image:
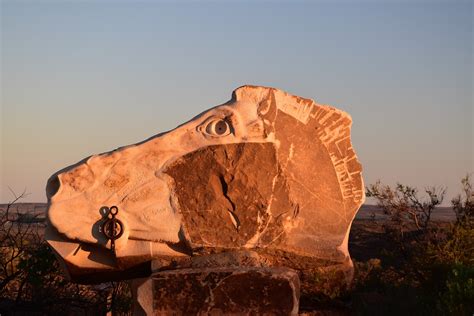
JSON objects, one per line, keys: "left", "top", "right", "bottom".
{"left": 1, "top": 1, "right": 472, "bottom": 205}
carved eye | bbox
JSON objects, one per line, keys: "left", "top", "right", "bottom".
{"left": 205, "top": 118, "right": 231, "bottom": 137}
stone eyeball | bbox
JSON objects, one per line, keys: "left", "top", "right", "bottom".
{"left": 205, "top": 118, "right": 231, "bottom": 137}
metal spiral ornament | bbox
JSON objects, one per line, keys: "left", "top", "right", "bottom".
{"left": 100, "top": 206, "right": 124, "bottom": 253}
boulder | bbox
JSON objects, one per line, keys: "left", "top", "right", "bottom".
{"left": 132, "top": 267, "right": 300, "bottom": 315}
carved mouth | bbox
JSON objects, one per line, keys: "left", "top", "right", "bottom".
{"left": 45, "top": 223, "right": 187, "bottom": 283}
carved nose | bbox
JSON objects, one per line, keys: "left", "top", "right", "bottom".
{"left": 46, "top": 175, "right": 60, "bottom": 200}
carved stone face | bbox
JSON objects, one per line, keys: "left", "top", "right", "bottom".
{"left": 45, "top": 86, "right": 364, "bottom": 283}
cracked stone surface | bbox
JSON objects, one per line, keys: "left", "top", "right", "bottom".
{"left": 131, "top": 267, "right": 300, "bottom": 315}
{"left": 45, "top": 85, "right": 364, "bottom": 300}
{"left": 164, "top": 142, "right": 290, "bottom": 248}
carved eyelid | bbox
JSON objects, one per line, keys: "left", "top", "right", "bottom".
{"left": 197, "top": 112, "right": 235, "bottom": 137}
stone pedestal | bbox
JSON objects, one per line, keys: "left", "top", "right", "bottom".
{"left": 131, "top": 267, "right": 300, "bottom": 315}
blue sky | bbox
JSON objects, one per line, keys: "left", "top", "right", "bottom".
{"left": 1, "top": 1, "right": 472, "bottom": 204}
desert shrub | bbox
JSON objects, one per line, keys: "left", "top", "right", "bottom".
{"left": 353, "top": 175, "right": 474, "bottom": 315}
{"left": 423, "top": 174, "right": 474, "bottom": 314}
{"left": 427, "top": 222, "right": 473, "bottom": 266}
{"left": 366, "top": 181, "right": 445, "bottom": 234}
{"left": 452, "top": 174, "right": 474, "bottom": 227}
{"left": 430, "top": 264, "right": 474, "bottom": 315}
{"left": 0, "top": 192, "right": 132, "bottom": 315}
{"left": 0, "top": 191, "right": 41, "bottom": 300}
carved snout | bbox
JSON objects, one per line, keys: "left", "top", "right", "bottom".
{"left": 45, "top": 145, "right": 187, "bottom": 283}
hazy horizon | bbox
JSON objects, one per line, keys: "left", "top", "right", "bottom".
{"left": 1, "top": 1, "right": 473, "bottom": 205}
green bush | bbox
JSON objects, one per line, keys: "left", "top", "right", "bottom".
{"left": 349, "top": 175, "right": 474, "bottom": 315}
{"left": 437, "top": 264, "right": 474, "bottom": 315}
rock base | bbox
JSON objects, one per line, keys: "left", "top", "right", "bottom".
{"left": 131, "top": 267, "right": 300, "bottom": 315}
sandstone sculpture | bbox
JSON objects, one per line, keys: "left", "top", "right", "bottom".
{"left": 45, "top": 85, "right": 364, "bottom": 311}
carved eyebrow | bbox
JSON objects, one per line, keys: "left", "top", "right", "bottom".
{"left": 211, "top": 107, "right": 234, "bottom": 119}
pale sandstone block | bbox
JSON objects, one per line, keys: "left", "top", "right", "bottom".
{"left": 45, "top": 85, "right": 364, "bottom": 300}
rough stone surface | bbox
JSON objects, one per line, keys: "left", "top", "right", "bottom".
{"left": 45, "top": 85, "right": 364, "bottom": 296}
{"left": 132, "top": 267, "right": 300, "bottom": 315}
{"left": 165, "top": 142, "right": 289, "bottom": 248}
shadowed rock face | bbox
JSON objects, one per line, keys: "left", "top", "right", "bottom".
{"left": 132, "top": 267, "right": 300, "bottom": 315}
{"left": 45, "top": 85, "right": 364, "bottom": 284}
{"left": 165, "top": 142, "right": 289, "bottom": 249}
